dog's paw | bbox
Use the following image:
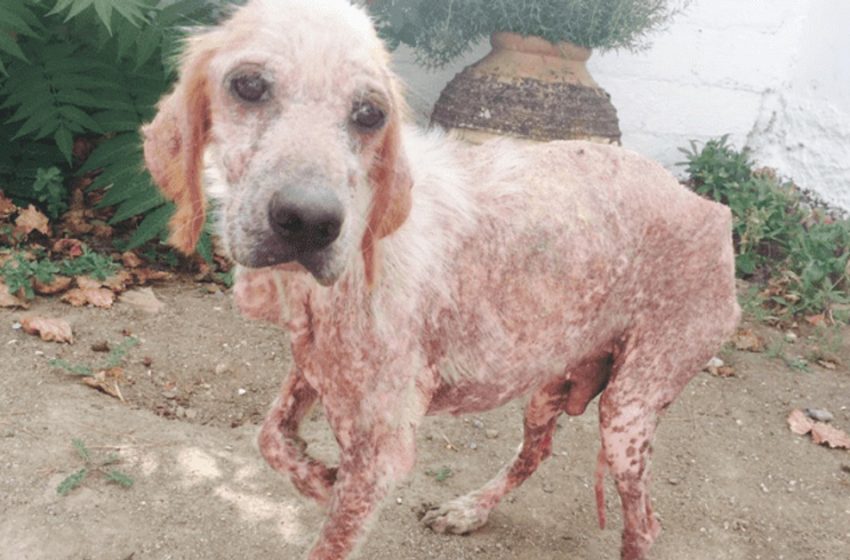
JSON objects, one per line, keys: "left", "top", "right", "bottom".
{"left": 420, "top": 496, "right": 490, "bottom": 535}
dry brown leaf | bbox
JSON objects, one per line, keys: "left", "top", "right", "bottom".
{"left": 33, "top": 275, "right": 73, "bottom": 295}
{"left": 733, "top": 329, "right": 765, "bottom": 353}
{"left": 51, "top": 238, "right": 84, "bottom": 258}
{"left": 90, "top": 221, "right": 113, "bottom": 239}
{"left": 0, "top": 281, "right": 27, "bottom": 308}
{"left": 61, "top": 287, "right": 114, "bottom": 308}
{"left": 787, "top": 408, "right": 814, "bottom": 435}
{"left": 811, "top": 423, "right": 850, "bottom": 449}
{"left": 132, "top": 268, "right": 173, "bottom": 284}
{"left": 715, "top": 365, "right": 736, "bottom": 377}
{"left": 121, "top": 251, "right": 143, "bottom": 268}
{"left": 76, "top": 276, "right": 104, "bottom": 290}
{"left": 81, "top": 367, "right": 125, "bottom": 401}
{"left": 788, "top": 408, "right": 850, "bottom": 450}
{"left": 805, "top": 314, "right": 826, "bottom": 326}
{"left": 816, "top": 359, "right": 837, "bottom": 370}
{"left": 102, "top": 270, "right": 133, "bottom": 293}
{"left": 60, "top": 209, "right": 93, "bottom": 235}
{"left": 20, "top": 316, "right": 73, "bottom": 343}
{"left": 119, "top": 287, "right": 165, "bottom": 314}
{"left": 0, "top": 191, "right": 16, "bottom": 218}
{"left": 14, "top": 204, "right": 50, "bottom": 236}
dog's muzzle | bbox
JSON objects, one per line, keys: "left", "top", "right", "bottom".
{"left": 241, "top": 185, "right": 345, "bottom": 274}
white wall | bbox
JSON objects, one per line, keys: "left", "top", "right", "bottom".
{"left": 391, "top": 0, "right": 850, "bottom": 212}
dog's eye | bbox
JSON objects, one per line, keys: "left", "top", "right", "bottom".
{"left": 351, "top": 101, "right": 385, "bottom": 130}
{"left": 231, "top": 72, "right": 270, "bottom": 103}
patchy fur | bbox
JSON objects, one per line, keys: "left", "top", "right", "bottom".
{"left": 142, "top": 1, "right": 741, "bottom": 559}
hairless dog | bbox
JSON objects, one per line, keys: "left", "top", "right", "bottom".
{"left": 142, "top": 1, "right": 741, "bottom": 558}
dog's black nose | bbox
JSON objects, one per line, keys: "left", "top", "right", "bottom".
{"left": 269, "top": 186, "right": 344, "bottom": 254}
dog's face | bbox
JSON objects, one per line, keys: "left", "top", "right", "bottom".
{"left": 142, "top": 0, "right": 411, "bottom": 286}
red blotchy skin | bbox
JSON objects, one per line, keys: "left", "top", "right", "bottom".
{"left": 236, "top": 139, "right": 741, "bottom": 560}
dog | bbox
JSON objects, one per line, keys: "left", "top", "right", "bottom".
{"left": 142, "top": 1, "right": 741, "bottom": 558}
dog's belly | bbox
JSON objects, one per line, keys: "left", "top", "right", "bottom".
{"left": 425, "top": 375, "right": 540, "bottom": 415}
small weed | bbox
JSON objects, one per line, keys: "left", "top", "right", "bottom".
{"left": 765, "top": 337, "right": 811, "bottom": 372}
{"left": 0, "top": 247, "right": 118, "bottom": 299}
{"left": 50, "top": 336, "right": 138, "bottom": 377}
{"left": 58, "top": 247, "right": 118, "bottom": 281}
{"left": 425, "top": 466, "right": 454, "bottom": 483}
{"left": 57, "top": 439, "right": 134, "bottom": 496}
{"left": 213, "top": 270, "right": 235, "bottom": 288}
{"left": 31, "top": 167, "right": 68, "bottom": 220}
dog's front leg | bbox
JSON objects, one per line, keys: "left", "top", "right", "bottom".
{"left": 258, "top": 366, "right": 337, "bottom": 505}
{"left": 306, "top": 407, "right": 420, "bottom": 559}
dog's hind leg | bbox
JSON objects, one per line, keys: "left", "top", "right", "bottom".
{"left": 423, "top": 355, "right": 612, "bottom": 535}
{"left": 258, "top": 367, "right": 337, "bottom": 505}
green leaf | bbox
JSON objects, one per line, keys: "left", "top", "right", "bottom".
{"left": 109, "top": 187, "right": 165, "bottom": 223}
{"left": 0, "top": 5, "right": 40, "bottom": 38}
{"left": 57, "top": 468, "right": 88, "bottom": 496}
{"left": 63, "top": 0, "right": 96, "bottom": 23}
{"left": 0, "top": 31, "right": 29, "bottom": 63}
{"left": 54, "top": 126, "right": 74, "bottom": 163}
{"left": 93, "top": 0, "right": 113, "bottom": 33}
{"left": 72, "top": 438, "right": 91, "bottom": 462}
{"left": 58, "top": 105, "right": 104, "bottom": 134}
{"left": 125, "top": 202, "right": 173, "bottom": 249}
{"left": 106, "top": 469, "right": 134, "bottom": 488}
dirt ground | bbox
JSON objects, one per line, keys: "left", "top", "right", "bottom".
{"left": 1, "top": 280, "right": 849, "bottom": 560}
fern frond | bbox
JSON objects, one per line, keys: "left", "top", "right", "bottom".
{"left": 47, "top": 0, "right": 154, "bottom": 30}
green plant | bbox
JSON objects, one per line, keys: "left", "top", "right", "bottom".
{"left": 0, "top": 0, "right": 229, "bottom": 250}
{"left": 680, "top": 136, "right": 850, "bottom": 319}
{"left": 31, "top": 166, "right": 68, "bottom": 219}
{"left": 425, "top": 465, "right": 454, "bottom": 482}
{"left": 370, "top": 0, "right": 687, "bottom": 67}
{"left": 0, "top": 246, "right": 118, "bottom": 299}
{"left": 57, "top": 438, "right": 134, "bottom": 496}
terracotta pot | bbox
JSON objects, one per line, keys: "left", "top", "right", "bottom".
{"left": 431, "top": 32, "right": 621, "bottom": 144}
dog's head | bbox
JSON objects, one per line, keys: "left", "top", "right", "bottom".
{"left": 142, "top": 0, "right": 411, "bottom": 286}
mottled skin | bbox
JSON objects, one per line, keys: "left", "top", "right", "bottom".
{"left": 142, "top": 2, "right": 741, "bottom": 559}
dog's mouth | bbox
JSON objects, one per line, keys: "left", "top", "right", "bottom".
{"left": 233, "top": 232, "right": 342, "bottom": 286}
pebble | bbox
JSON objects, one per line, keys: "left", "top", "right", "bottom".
{"left": 485, "top": 429, "right": 500, "bottom": 439}
{"left": 11, "top": 322, "right": 21, "bottom": 330}
{"left": 237, "top": 388, "right": 247, "bottom": 396}
{"left": 185, "top": 409, "right": 198, "bottom": 420}
{"left": 214, "top": 363, "right": 230, "bottom": 375}
{"left": 784, "top": 332, "right": 798, "bottom": 343}
{"left": 804, "top": 407, "right": 834, "bottom": 423}
{"left": 705, "top": 357, "right": 724, "bottom": 369}
{"left": 471, "top": 419, "right": 484, "bottom": 429}
{"left": 467, "top": 441, "right": 478, "bottom": 450}
{"left": 175, "top": 406, "right": 187, "bottom": 419}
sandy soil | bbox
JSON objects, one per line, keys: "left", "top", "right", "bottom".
{"left": 1, "top": 281, "right": 848, "bottom": 560}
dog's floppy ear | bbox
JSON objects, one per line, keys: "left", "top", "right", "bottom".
{"left": 142, "top": 46, "right": 213, "bottom": 254}
{"left": 361, "top": 80, "right": 413, "bottom": 287}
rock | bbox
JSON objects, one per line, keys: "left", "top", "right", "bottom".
{"left": 784, "top": 332, "right": 798, "bottom": 343}
{"left": 214, "top": 363, "right": 230, "bottom": 375}
{"left": 805, "top": 407, "right": 834, "bottom": 423}
{"left": 471, "top": 418, "right": 484, "bottom": 429}
{"left": 485, "top": 429, "right": 500, "bottom": 439}
{"left": 705, "top": 356, "right": 724, "bottom": 369}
